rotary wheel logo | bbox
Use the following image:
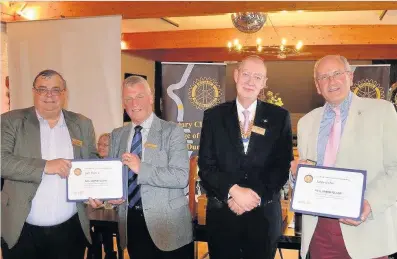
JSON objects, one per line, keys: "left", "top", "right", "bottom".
{"left": 189, "top": 77, "right": 223, "bottom": 110}
{"left": 390, "top": 84, "right": 397, "bottom": 106}
{"left": 351, "top": 79, "right": 385, "bottom": 99}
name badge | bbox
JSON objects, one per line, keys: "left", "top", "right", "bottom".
{"left": 144, "top": 143, "right": 158, "bottom": 149}
{"left": 72, "top": 138, "right": 83, "bottom": 147}
{"left": 252, "top": 126, "right": 266, "bottom": 135}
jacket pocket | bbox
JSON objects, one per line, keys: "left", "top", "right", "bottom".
{"left": 169, "top": 195, "right": 188, "bottom": 209}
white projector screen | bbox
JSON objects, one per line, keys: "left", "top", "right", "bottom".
{"left": 7, "top": 15, "right": 122, "bottom": 139}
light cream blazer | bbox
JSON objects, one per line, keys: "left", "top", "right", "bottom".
{"left": 297, "top": 94, "right": 397, "bottom": 259}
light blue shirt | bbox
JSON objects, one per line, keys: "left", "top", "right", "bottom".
{"left": 26, "top": 111, "right": 77, "bottom": 226}
{"left": 317, "top": 91, "right": 353, "bottom": 166}
{"left": 289, "top": 92, "right": 353, "bottom": 186}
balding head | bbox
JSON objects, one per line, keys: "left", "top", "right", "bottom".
{"left": 314, "top": 55, "right": 350, "bottom": 79}
{"left": 313, "top": 55, "right": 353, "bottom": 105}
{"left": 239, "top": 55, "right": 267, "bottom": 72}
{"left": 234, "top": 55, "right": 268, "bottom": 107}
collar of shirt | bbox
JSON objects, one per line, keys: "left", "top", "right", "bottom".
{"left": 130, "top": 112, "right": 154, "bottom": 131}
{"left": 35, "top": 109, "right": 67, "bottom": 127}
{"left": 324, "top": 91, "right": 353, "bottom": 120}
{"left": 236, "top": 98, "right": 257, "bottom": 122}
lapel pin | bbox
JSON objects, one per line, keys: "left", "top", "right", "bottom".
{"left": 72, "top": 138, "right": 83, "bottom": 147}
{"left": 263, "top": 119, "right": 268, "bottom": 123}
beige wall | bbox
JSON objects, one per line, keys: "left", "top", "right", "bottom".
{"left": 1, "top": 23, "right": 9, "bottom": 113}
{"left": 121, "top": 52, "right": 155, "bottom": 91}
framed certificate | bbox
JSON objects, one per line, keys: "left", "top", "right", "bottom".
{"left": 291, "top": 164, "right": 366, "bottom": 220}
{"left": 67, "top": 159, "right": 126, "bottom": 202}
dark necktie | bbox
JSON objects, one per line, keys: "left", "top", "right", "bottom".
{"left": 128, "top": 125, "right": 142, "bottom": 208}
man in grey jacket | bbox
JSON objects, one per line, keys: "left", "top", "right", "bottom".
{"left": 108, "top": 75, "right": 193, "bottom": 259}
{"left": 1, "top": 70, "right": 98, "bottom": 259}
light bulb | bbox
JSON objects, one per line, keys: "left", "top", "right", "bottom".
{"left": 296, "top": 41, "right": 303, "bottom": 50}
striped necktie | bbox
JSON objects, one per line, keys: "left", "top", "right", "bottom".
{"left": 128, "top": 125, "right": 142, "bottom": 208}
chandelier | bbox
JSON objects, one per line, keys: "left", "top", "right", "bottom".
{"left": 227, "top": 12, "right": 305, "bottom": 59}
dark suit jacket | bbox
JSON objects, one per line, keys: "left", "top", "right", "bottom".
{"left": 1, "top": 107, "right": 98, "bottom": 248}
{"left": 198, "top": 99, "right": 293, "bottom": 205}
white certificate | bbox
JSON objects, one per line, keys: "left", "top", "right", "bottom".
{"left": 291, "top": 165, "right": 366, "bottom": 220}
{"left": 67, "top": 159, "right": 125, "bottom": 201}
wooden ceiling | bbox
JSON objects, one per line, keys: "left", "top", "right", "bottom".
{"left": 2, "top": 1, "right": 397, "bottom": 61}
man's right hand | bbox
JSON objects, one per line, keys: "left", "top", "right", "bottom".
{"left": 44, "top": 159, "right": 72, "bottom": 178}
{"left": 229, "top": 185, "right": 260, "bottom": 212}
{"left": 290, "top": 158, "right": 312, "bottom": 179}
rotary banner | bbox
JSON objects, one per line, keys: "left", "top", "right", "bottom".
{"left": 350, "top": 64, "right": 390, "bottom": 100}
{"left": 161, "top": 62, "right": 226, "bottom": 157}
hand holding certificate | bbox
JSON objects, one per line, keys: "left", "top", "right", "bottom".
{"left": 291, "top": 165, "right": 366, "bottom": 220}
{"left": 67, "top": 159, "right": 125, "bottom": 201}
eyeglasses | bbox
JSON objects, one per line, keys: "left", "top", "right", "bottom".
{"left": 33, "top": 87, "right": 65, "bottom": 96}
{"left": 316, "top": 71, "right": 350, "bottom": 84}
{"left": 239, "top": 71, "right": 267, "bottom": 83}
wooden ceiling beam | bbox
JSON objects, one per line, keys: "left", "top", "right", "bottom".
{"left": 122, "top": 25, "right": 397, "bottom": 50}
{"left": 125, "top": 45, "right": 397, "bottom": 62}
{"left": 3, "top": 1, "right": 397, "bottom": 22}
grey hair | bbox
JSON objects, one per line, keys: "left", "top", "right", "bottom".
{"left": 238, "top": 55, "right": 267, "bottom": 70}
{"left": 122, "top": 75, "right": 152, "bottom": 95}
{"left": 313, "top": 55, "right": 351, "bottom": 78}
{"left": 33, "top": 69, "right": 67, "bottom": 89}
{"left": 98, "top": 133, "right": 110, "bottom": 140}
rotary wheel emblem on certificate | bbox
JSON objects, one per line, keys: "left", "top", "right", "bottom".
{"left": 351, "top": 79, "right": 385, "bottom": 99}
{"left": 189, "top": 77, "right": 223, "bottom": 110}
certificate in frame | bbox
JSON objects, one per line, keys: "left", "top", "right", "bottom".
{"left": 291, "top": 164, "right": 366, "bottom": 220}
{"left": 67, "top": 158, "right": 126, "bottom": 202}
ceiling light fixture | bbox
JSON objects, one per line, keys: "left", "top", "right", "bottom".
{"left": 227, "top": 13, "right": 306, "bottom": 59}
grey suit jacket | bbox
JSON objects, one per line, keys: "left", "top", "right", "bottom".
{"left": 109, "top": 115, "right": 193, "bottom": 251}
{"left": 1, "top": 107, "right": 97, "bottom": 248}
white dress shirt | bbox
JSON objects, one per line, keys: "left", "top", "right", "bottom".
{"left": 236, "top": 99, "right": 257, "bottom": 153}
{"left": 26, "top": 111, "right": 77, "bottom": 226}
{"left": 126, "top": 113, "right": 154, "bottom": 161}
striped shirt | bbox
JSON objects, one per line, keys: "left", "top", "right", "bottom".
{"left": 289, "top": 91, "right": 353, "bottom": 187}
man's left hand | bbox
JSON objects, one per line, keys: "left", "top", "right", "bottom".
{"left": 122, "top": 153, "right": 141, "bottom": 173}
{"left": 227, "top": 198, "right": 245, "bottom": 215}
{"left": 339, "top": 199, "right": 371, "bottom": 226}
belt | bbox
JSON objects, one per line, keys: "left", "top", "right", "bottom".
{"left": 128, "top": 204, "right": 143, "bottom": 211}
{"left": 25, "top": 213, "right": 79, "bottom": 229}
